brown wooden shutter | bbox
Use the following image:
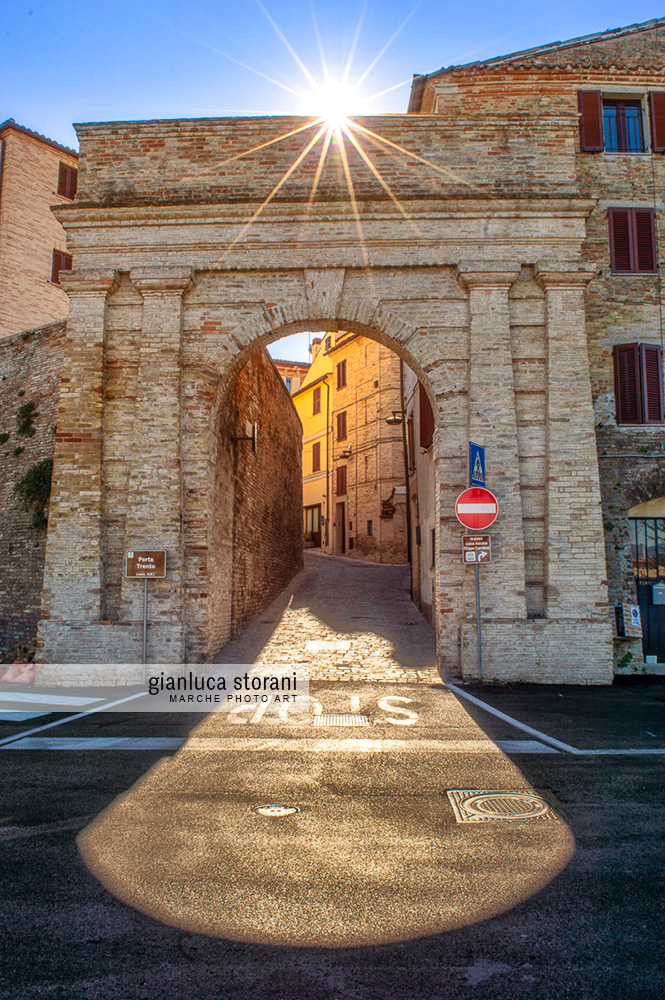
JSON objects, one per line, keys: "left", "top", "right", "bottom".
{"left": 312, "top": 386, "right": 321, "bottom": 415}
{"left": 613, "top": 343, "right": 642, "bottom": 424}
{"left": 633, "top": 209, "right": 657, "bottom": 273}
{"left": 336, "top": 465, "right": 347, "bottom": 495}
{"left": 336, "top": 410, "right": 347, "bottom": 440}
{"left": 578, "top": 90, "right": 603, "bottom": 151}
{"left": 419, "top": 383, "right": 434, "bottom": 448}
{"left": 640, "top": 343, "right": 664, "bottom": 423}
{"left": 648, "top": 92, "right": 665, "bottom": 153}
{"left": 609, "top": 209, "right": 632, "bottom": 272}
{"left": 312, "top": 441, "right": 321, "bottom": 472}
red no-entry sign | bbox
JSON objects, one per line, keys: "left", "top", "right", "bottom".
{"left": 455, "top": 487, "right": 499, "bottom": 530}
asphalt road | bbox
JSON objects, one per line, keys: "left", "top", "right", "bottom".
{"left": 1, "top": 675, "right": 663, "bottom": 1000}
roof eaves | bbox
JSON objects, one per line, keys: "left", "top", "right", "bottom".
{"left": 0, "top": 119, "right": 78, "bottom": 157}
{"left": 426, "top": 16, "right": 665, "bottom": 80}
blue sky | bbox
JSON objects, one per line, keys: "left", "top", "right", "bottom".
{"left": 3, "top": 0, "right": 663, "bottom": 361}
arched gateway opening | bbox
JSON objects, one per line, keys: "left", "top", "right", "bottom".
{"left": 205, "top": 318, "right": 440, "bottom": 668}
{"left": 36, "top": 113, "right": 614, "bottom": 684}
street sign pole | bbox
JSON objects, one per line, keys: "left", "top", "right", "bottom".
{"left": 475, "top": 563, "right": 483, "bottom": 680}
{"left": 143, "top": 578, "right": 148, "bottom": 680}
{"left": 125, "top": 550, "right": 167, "bottom": 681}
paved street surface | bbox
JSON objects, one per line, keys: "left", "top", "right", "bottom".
{"left": 1, "top": 554, "right": 664, "bottom": 999}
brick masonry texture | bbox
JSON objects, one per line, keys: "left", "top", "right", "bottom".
{"left": 36, "top": 21, "right": 665, "bottom": 683}
{"left": 0, "top": 321, "right": 65, "bottom": 659}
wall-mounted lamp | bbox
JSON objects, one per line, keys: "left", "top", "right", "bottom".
{"left": 232, "top": 420, "right": 257, "bottom": 452}
{"left": 385, "top": 411, "right": 403, "bottom": 426}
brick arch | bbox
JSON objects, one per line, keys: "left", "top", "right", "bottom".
{"left": 204, "top": 304, "right": 440, "bottom": 424}
{"left": 623, "top": 471, "right": 665, "bottom": 510}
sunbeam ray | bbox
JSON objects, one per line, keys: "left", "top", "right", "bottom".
{"left": 364, "top": 78, "right": 414, "bottom": 103}
{"left": 342, "top": 0, "right": 370, "bottom": 88}
{"left": 256, "top": 0, "right": 318, "bottom": 89}
{"left": 296, "top": 126, "right": 334, "bottom": 243}
{"left": 178, "top": 119, "right": 324, "bottom": 182}
{"left": 334, "top": 127, "right": 376, "bottom": 299}
{"left": 340, "top": 123, "right": 434, "bottom": 256}
{"left": 308, "top": 0, "right": 330, "bottom": 83}
{"left": 354, "top": 1, "right": 423, "bottom": 89}
{"left": 348, "top": 120, "right": 474, "bottom": 187}
{"left": 170, "top": 25, "right": 307, "bottom": 101}
{"left": 216, "top": 123, "right": 329, "bottom": 264}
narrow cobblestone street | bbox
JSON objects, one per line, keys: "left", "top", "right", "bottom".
{"left": 213, "top": 550, "right": 439, "bottom": 682}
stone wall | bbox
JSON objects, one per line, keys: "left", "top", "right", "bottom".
{"left": 0, "top": 321, "right": 65, "bottom": 660}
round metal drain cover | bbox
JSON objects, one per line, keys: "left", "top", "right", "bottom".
{"left": 464, "top": 791, "right": 550, "bottom": 819}
{"left": 253, "top": 805, "right": 299, "bottom": 817}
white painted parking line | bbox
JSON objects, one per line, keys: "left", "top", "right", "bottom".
{"left": 0, "top": 691, "right": 149, "bottom": 748}
{"left": 0, "top": 692, "right": 103, "bottom": 705}
{"left": 445, "top": 682, "right": 583, "bottom": 754}
{"left": 495, "top": 740, "right": 559, "bottom": 753}
{"left": 0, "top": 711, "right": 50, "bottom": 722}
{"left": 3, "top": 737, "right": 185, "bottom": 750}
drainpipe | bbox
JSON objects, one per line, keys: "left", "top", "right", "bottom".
{"left": 324, "top": 377, "right": 330, "bottom": 550}
{"left": 399, "top": 360, "right": 413, "bottom": 598}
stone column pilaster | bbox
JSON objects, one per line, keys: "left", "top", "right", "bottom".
{"left": 119, "top": 267, "right": 193, "bottom": 660}
{"left": 535, "top": 261, "right": 609, "bottom": 620}
{"left": 457, "top": 261, "right": 527, "bottom": 621}
{"left": 39, "top": 269, "right": 119, "bottom": 624}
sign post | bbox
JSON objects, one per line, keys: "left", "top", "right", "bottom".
{"left": 125, "top": 550, "right": 167, "bottom": 679}
{"left": 456, "top": 489, "right": 499, "bottom": 681}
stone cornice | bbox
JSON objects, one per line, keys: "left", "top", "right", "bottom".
{"left": 457, "top": 260, "right": 521, "bottom": 290}
{"left": 534, "top": 261, "right": 597, "bottom": 289}
{"left": 131, "top": 266, "right": 195, "bottom": 294}
{"left": 59, "top": 268, "right": 120, "bottom": 296}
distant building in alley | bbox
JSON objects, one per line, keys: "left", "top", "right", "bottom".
{"left": 272, "top": 359, "right": 310, "bottom": 395}
{"left": 293, "top": 332, "right": 409, "bottom": 563}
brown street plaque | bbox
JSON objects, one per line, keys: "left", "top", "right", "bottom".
{"left": 125, "top": 550, "right": 167, "bottom": 578}
{"left": 462, "top": 534, "right": 492, "bottom": 564}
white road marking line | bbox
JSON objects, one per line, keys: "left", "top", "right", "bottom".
{"left": 0, "top": 691, "right": 149, "bottom": 748}
{"left": 0, "top": 711, "right": 49, "bottom": 721}
{"left": 3, "top": 737, "right": 185, "bottom": 750}
{"left": 0, "top": 816, "right": 94, "bottom": 841}
{"left": 496, "top": 740, "right": 558, "bottom": 753}
{"left": 445, "top": 682, "right": 583, "bottom": 754}
{"left": 0, "top": 691, "right": 102, "bottom": 705}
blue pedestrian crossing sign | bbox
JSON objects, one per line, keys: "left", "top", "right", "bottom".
{"left": 469, "top": 442, "right": 486, "bottom": 487}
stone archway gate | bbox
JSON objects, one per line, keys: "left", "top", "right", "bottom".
{"left": 38, "top": 114, "right": 613, "bottom": 683}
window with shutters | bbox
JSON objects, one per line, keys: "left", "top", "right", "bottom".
{"left": 602, "top": 100, "right": 644, "bottom": 152}
{"left": 57, "top": 163, "right": 78, "bottom": 199}
{"left": 51, "top": 249, "right": 72, "bottom": 284}
{"left": 608, "top": 208, "right": 657, "bottom": 274}
{"left": 613, "top": 343, "right": 663, "bottom": 424}
{"left": 312, "top": 386, "right": 321, "bottom": 415}
{"left": 336, "top": 359, "right": 347, "bottom": 389}
{"left": 336, "top": 465, "right": 347, "bottom": 496}
{"left": 336, "top": 410, "right": 347, "bottom": 441}
{"left": 407, "top": 415, "right": 415, "bottom": 471}
{"left": 312, "top": 441, "right": 321, "bottom": 472}
{"left": 579, "top": 90, "right": 665, "bottom": 153}
{"left": 419, "top": 383, "right": 434, "bottom": 448}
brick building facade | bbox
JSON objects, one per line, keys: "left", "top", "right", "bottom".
{"left": 294, "top": 331, "right": 409, "bottom": 564}
{"left": 32, "top": 17, "right": 665, "bottom": 682}
{"left": 0, "top": 120, "right": 78, "bottom": 339}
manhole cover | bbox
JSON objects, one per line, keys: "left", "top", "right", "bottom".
{"left": 312, "top": 715, "right": 372, "bottom": 727}
{"left": 253, "top": 805, "right": 299, "bottom": 817}
{"left": 447, "top": 789, "right": 558, "bottom": 823}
